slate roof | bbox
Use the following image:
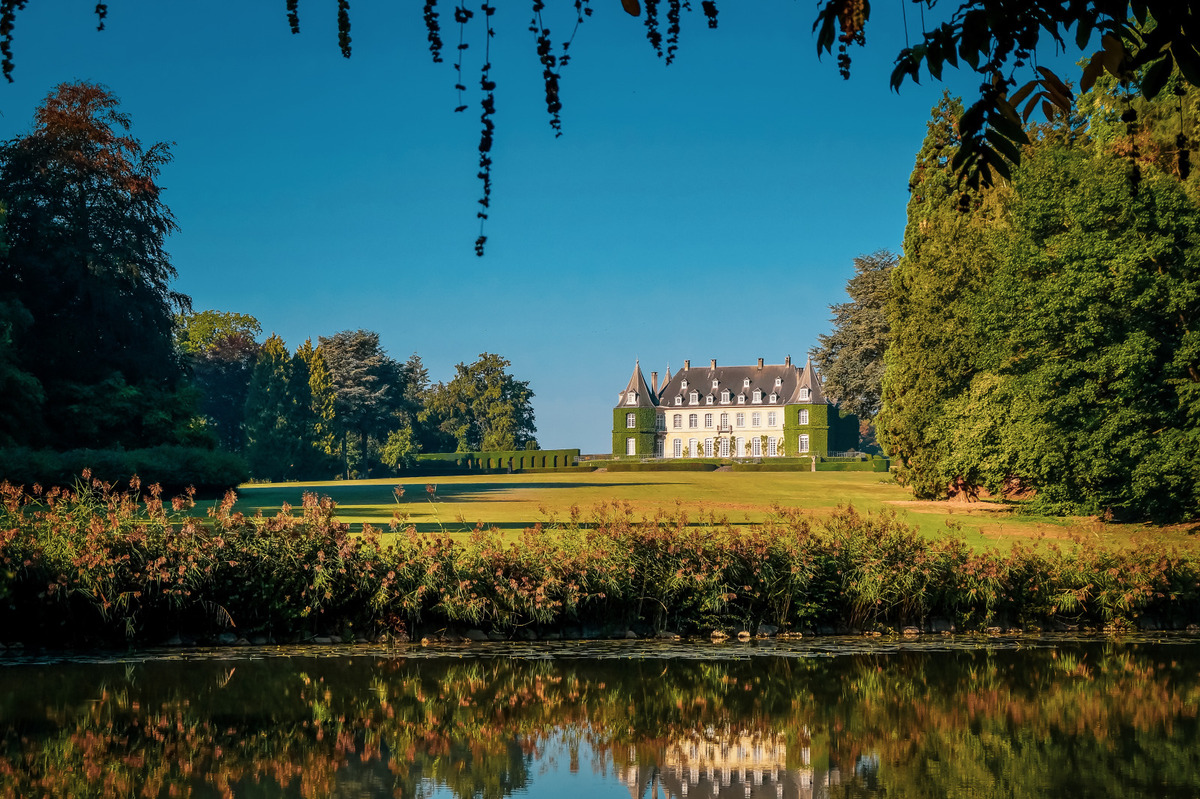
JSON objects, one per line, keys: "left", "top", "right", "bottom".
{"left": 615, "top": 361, "right": 659, "bottom": 408}
{"left": 654, "top": 358, "right": 829, "bottom": 409}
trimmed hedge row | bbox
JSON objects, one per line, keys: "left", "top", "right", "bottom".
{"left": 413, "top": 449, "right": 580, "bottom": 474}
{"left": 606, "top": 462, "right": 720, "bottom": 472}
{"left": 0, "top": 446, "right": 249, "bottom": 495}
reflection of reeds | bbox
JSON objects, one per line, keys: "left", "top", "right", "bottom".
{"left": 1, "top": 479, "right": 1199, "bottom": 646}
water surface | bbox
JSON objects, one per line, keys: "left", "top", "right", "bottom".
{"left": 1, "top": 635, "right": 1198, "bottom": 798}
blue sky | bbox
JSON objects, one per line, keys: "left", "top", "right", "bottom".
{"left": 2, "top": 1, "right": 1013, "bottom": 452}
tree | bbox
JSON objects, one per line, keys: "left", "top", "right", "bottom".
{"left": 423, "top": 353, "right": 537, "bottom": 452}
{"left": 810, "top": 249, "right": 896, "bottom": 421}
{"left": 243, "top": 334, "right": 300, "bottom": 481}
{"left": 176, "top": 309, "right": 262, "bottom": 356}
{"left": 318, "top": 329, "right": 402, "bottom": 477}
{"left": 295, "top": 338, "right": 337, "bottom": 462}
{"left": 0, "top": 82, "right": 191, "bottom": 449}
{"left": 190, "top": 332, "right": 260, "bottom": 452}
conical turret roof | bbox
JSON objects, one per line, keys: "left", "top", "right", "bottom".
{"left": 788, "top": 355, "right": 828, "bottom": 404}
{"left": 617, "top": 360, "right": 658, "bottom": 408}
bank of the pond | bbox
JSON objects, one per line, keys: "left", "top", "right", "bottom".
{"left": 2, "top": 480, "right": 1199, "bottom": 648}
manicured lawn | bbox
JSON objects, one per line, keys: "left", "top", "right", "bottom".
{"left": 228, "top": 470, "right": 1200, "bottom": 551}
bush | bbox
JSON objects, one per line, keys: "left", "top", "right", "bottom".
{"left": 0, "top": 446, "right": 249, "bottom": 495}
{"left": 606, "top": 462, "right": 720, "bottom": 472}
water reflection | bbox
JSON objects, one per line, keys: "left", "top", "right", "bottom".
{"left": 0, "top": 639, "right": 1198, "bottom": 798}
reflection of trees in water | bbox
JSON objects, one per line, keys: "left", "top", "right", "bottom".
{"left": 0, "top": 644, "right": 1197, "bottom": 797}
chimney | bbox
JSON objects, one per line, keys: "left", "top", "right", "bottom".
{"left": 785, "top": 355, "right": 791, "bottom": 367}
{"left": 651, "top": 371, "right": 658, "bottom": 393}
{"left": 757, "top": 358, "right": 764, "bottom": 369}
{"left": 710, "top": 358, "right": 717, "bottom": 369}
{"left": 684, "top": 359, "right": 690, "bottom": 371}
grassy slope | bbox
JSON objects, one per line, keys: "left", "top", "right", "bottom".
{"left": 229, "top": 471, "right": 1198, "bottom": 551}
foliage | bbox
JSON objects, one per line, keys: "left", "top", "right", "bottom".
{"left": 1, "top": 483, "right": 1197, "bottom": 647}
{"left": 175, "top": 309, "right": 261, "bottom": 355}
{"left": 243, "top": 334, "right": 303, "bottom": 481}
{"left": 188, "top": 331, "right": 259, "bottom": 452}
{"left": 319, "top": 330, "right": 403, "bottom": 477}
{"left": 810, "top": 250, "right": 896, "bottom": 421}
{"left": 0, "top": 82, "right": 191, "bottom": 449}
{"left": 423, "top": 353, "right": 537, "bottom": 452}
{"left": 0, "top": 446, "right": 247, "bottom": 495}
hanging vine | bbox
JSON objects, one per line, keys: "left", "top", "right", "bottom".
{"left": 476, "top": 2, "right": 496, "bottom": 256}
{"left": 287, "top": 0, "right": 300, "bottom": 34}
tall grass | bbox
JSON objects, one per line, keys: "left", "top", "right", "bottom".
{"left": 1, "top": 478, "right": 1197, "bottom": 645}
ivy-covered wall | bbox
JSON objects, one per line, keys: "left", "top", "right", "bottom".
{"left": 782, "top": 404, "right": 859, "bottom": 456}
{"left": 611, "top": 406, "right": 659, "bottom": 456}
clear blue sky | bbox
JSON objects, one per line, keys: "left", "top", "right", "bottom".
{"left": 2, "top": 1, "right": 1010, "bottom": 452}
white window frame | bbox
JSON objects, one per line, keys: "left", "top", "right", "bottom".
{"left": 720, "top": 413, "right": 729, "bottom": 428}
{"left": 799, "top": 409, "right": 809, "bottom": 425}
{"left": 799, "top": 434, "right": 810, "bottom": 453}
{"left": 655, "top": 439, "right": 664, "bottom": 457}
{"left": 673, "top": 414, "right": 682, "bottom": 429}
{"left": 690, "top": 391, "right": 699, "bottom": 405}
{"left": 719, "top": 437, "right": 729, "bottom": 457}
{"left": 656, "top": 413, "right": 666, "bottom": 431}
{"left": 626, "top": 437, "right": 636, "bottom": 455}
{"left": 704, "top": 438, "right": 713, "bottom": 457}
{"left": 627, "top": 391, "right": 636, "bottom": 404}
{"left": 767, "top": 437, "right": 777, "bottom": 457}
{"left": 769, "top": 393, "right": 777, "bottom": 404}
{"left": 704, "top": 413, "right": 713, "bottom": 428}
{"left": 737, "top": 395, "right": 746, "bottom": 405}
{"left": 752, "top": 389, "right": 762, "bottom": 404}
{"left": 767, "top": 412, "right": 777, "bottom": 427}
{"left": 775, "top": 377, "right": 782, "bottom": 387}
{"left": 799, "top": 388, "right": 810, "bottom": 401}
{"left": 706, "top": 394, "right": 714, "bottom": 405}
{"left": 674, "top": 396, "right": 682, "bottom": 406}
{"left": 681, "top": 379, "right": 688, "bottom": 389}
{"left": 736, "top": 412, "right": 745, "bottom": 427}
{"left": 626, "top": 412, "right": 637, "bottom": 428}
{"left": 721, "top": 390, "right": 730, "bottom": 404}
{"left": 752, "top": 412, "right": 761, "bottom": 427}
{"left": 674, "top": 438, "right": 683, "bottom": 457}
{"left": 689, "top": 438, "right": 698, "bottom": 458}
{"left": 712, "top": 379, "right": 719, "bottom": 389}
{"left": 688, "top": 413, "right": 698, "bottom": 429}
{"left": 752, "top": 437, "right": 762, "bottom": 457}
{"left": 743, "top": 378, "right": 750, "bottom": 388}
{"left": 736, "top": 436, "right": 745, "bottom": 456}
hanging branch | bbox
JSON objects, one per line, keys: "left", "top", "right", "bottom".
{"left": 643, "top": 0, "right": 663, "bottom": 57}
{"left": 476, "top": 2, "right": 497, "bottom": 256}
{"left": 0, "top": 0, "right": 26, "bottom": 83}
{"left": 452, "top": 5, "right": 474, "bottom": 113}
{"left": 559, "top": 0, "right": 593, "bottom": 68}
{"left": 287, "top": 0, "right": 300, "bottom": 34}
{"left": 94, "top": 2, "right": 108, "bottom": 31}
{"left": 337, "top": 0, "right": 352, "bottom": 58}
{"left": 424, "top": 0, "right": 444, "bottom": 63}
{"left": 701, "top": 0, "right": 718, "bottom": 29}
{"left": 665, "top": 0, "right": 681, "bottom": 64}
{"left": 531, "top": 2, "right": 564, "bottom": 136}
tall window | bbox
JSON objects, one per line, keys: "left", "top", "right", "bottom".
{"left": 721, "top": 390, "right": 730, "bottom": 403}
{"left": 626, "top": 392, "right": 636, "bottom": 404}
{"left": 752, "top": 437, "right": 762, "bottom": 457}
{"left": 689, "top": 439, "right": 698, "bottom": 457}
{"left": 752, "top": 412, "right": 761, "bottom": 427}
{"left": 799, "top": 409, "right": 809, "bottom": 425}
{"left": 656, "top": 413, "right": 666, "bottom": 431}
{"left": 626, "top": 412, "right": 636, "bottom": 428}
{"left": 719, "top": 437, "right": 729, "bottom": 457}
{"left": 767, "top": 412, "right": 777, "bottom": 426}
{"left": 736, "top": 412, "right": 745, "bottom": 427}
{"left": 689, "top": 414, "right": 698, "bottom": 429}
{"left": 752, "top": 389, "right": 762, "bottom": 404}
{"left": 799, "top": 388, "right": 810, "bottom": 401}
{"left": 704, "top": 413, "right": 713, "bottom": 428}
{"left": 704, "top": 438, "right": 713, "bottom": 457}
{"left": 799, "top": 435, "right": 810, "bottom": 453}
{"left": 673, "top": 414, "right": 682, "bottom": 429}
{"left": 674, "top": 439, "right": 683, "bottom": 457}
{"left": 720, "top": 413, "right": 729, "bottom": 428}
{"left": 690, "top": 391, "right": 699, "bottom": 405}
{"left": 736, "top": 437, "right": 745, "bottom": 456}
{"left": 767, "top": 437, "right": 777, "bottom": 456}
{"left": 626, "top": 437, "right": 636, "bottom": 455}
{"left": 655, "top": 440, "right": 664, "bottom": 457}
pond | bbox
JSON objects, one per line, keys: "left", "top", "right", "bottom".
{"left": 1, "top": 635, "right": 1198, "bottom": 798}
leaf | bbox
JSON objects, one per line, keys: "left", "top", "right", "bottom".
{"left": 1100, "top": 34, "right": 1126, "bottom": 77}
{"left": 989, "top": 109, "right": 1030, "bottom": 145}
{"left": 622, "top": 0, "right": 641, "bottom": 15}
{"left": 1010, "top": 79, "right": 1039, "bottom": 108}
{"left": 1075, "top": 17, "right": 1093, "bottom": 51}
{"left": 1036, "top": 67, "right": 1074, "bottom": 106}
{"left": 985, "top": 127, "right": 1022, "bottom": 164}
{"left": 1173, "top": 44, "right": 1200, "bottom": 87}
{"left": 1021, "top": 91, "right": 1049, "bottom": 122}
{"left": 983, "top": 145, "right": 1012, "bottom": 181}
{"left": 1081, "top": 53, "right": 1105, "bottom": 92}
{"left": 1141, "top": 54, "right": 1173, "bottom": 100}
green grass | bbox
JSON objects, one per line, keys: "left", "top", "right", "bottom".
{"left": 228, "top": 471, "right": 1200, "bottom": 551}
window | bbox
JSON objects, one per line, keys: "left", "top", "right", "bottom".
{"left": 626, "top": 412, "right": 636, "bottom": 428}
{"left": 798, "top": 409, "right": 809, "bottom": 425}
{"left": 736, "top": 436, "right": 745, "bottom": 456}
{"left": 720, "top": 413, "right": 729, "bottom": 428}
{"left": 656, "top": 413, "right": 666, "bottom": 431}
{"left": 688, "top": 413, "right": 698, "bottom": 429}
{"left": 704, "top": 438, "right": 713, "bottom": 457}
{"left": 799, "top": 435, "right": 810, "bottom": 453}
{"left": 752, "top": 437, "right": 762, "bottom": 457}
{"left": 626, "top": 437, "right": 636, "bottom": 455}
{"left": 690, "top": 391, "right": 699, "bottom": 405}
{"left": 706, "top": 394, "right": 714, "bottom": 405}
{"left": 719, "top": 437, "right": 730, "bottom": 457}
{"left": 674, "top": 396, "right": 682, "bottom": 406}
{"left": 767, "top": 437, "right": 777, "bottom": 457}
{"left": 721, "top": 389, "right": 730, "bottom": 403}
{"left": 712, "top": 379, "right": 719, "bottom": 389}
{"left": 752, "top": 389, "right": 762, "bottom": 404}
{"left": 681, "top": 379, "right": 688, "bottom": 389}
{"left": 752, "top": 412, "right": 762, "bottom": 427}
{"left": 674, "top": 439, "right": 683, "bottom": 457}
{"left": 673, "top": 414, "right": 682, "bottom": 429}
{"left": 743, "top": 378, "right": 750, "bottom": 388}
{"left": 627, "top": 391, "right": 636, "bottom": 403}
{"left": 774, "top": 377, "right": 782, "bottom": 387}
{"left": 769, "top": 393, "right": 777, "bottom": 404}
{"left": 799, "top": 388, "right": 810, "bottom": 401}
{"left": 655, "top": 439, "right": 664, "bottom": 457}
{"left": 767, "top": 412, "right": 777, "bottom": 426}
{"left": 737, "top": 394, "right": 746, "bottom": 405}
{"left": 704, "top": 413, "right": 713, "bottom": 428}
{"left": 689, "top": 438, "right": 698, "bottom": 457}
{"left": 736, "top": 412, "right": 745, "bottom": 427}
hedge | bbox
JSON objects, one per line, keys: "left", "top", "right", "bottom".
{"left": 412, "top": 450, "right": 581, "bottom": 474}
{"left": 606, "top": 462, "right": 720, "bottom": 472}
{"left": 0, "top": 446, "right": 250, "bottom": 495}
